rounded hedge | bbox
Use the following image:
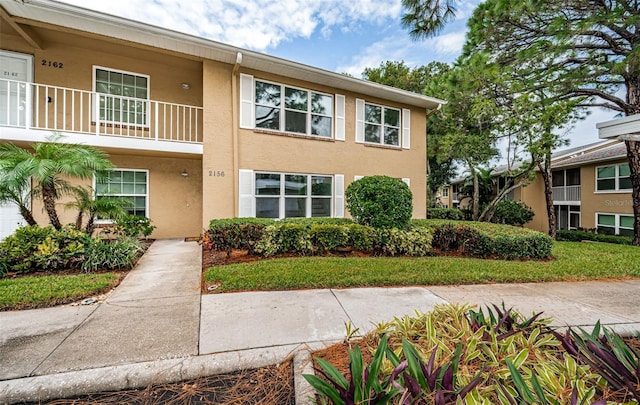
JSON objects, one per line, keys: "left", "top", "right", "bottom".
{"left": 345, "top": 175, "right": 413, "bottom": 229}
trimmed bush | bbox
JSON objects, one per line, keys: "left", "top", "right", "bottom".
{"left": 417, "top": 219, "right": 553, "bottom": 259}
{"left": 557, "top": 229, "right": 633, "bottom": 245}
{"left": 492, "top": 199, "right": 535, "bottom": 226}
{"left": 309, "top": 224, "right": 349, "bottom": 254}
{"left": 346, "top": 223, "right": 377, "bottom": 253}
{"left": 427, "top": 207, "right": 465, "bottom": 220}
{"left": 345, "top": 176, "right": 412, "bottom": 229}
{"left": 205, "top": 218, "right": 275, "bottom": 256}
{"left": 375, "top": 227, "right": 433, "bottom": 256}
{"left": 254, "top": 223, "right": 313, "bottom": 257}
{"left": 280, "top": 217, "right": 353, "bottom": 226}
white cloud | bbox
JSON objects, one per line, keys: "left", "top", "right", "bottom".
{"left": 431, "top": 31, "right": 467, "bottom": 55}
{"left": 58, "top": 0, "right": 403, "bottom": 51}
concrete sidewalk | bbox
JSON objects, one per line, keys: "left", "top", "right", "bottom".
{"left": 1, "top": 239, "right": 639, "bottom": 403}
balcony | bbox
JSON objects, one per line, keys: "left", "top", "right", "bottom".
{"left": 0, "top": 79, "right": 203, "bottom": 153}
{"left": 552, "top": 185, "right": 581, "bottom": 202}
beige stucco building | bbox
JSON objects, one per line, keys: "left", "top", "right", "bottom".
{"left": 439, "top": 141, "right": 635, "bottom": 236}
{"left": 0, "top": 0, "right": 445, "bottom": 239}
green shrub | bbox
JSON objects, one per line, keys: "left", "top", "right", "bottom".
{"left": 254, "top": 223, "right": 313, "bottom": 257}
{"left": 114, "top": 215, "right": 156, "bottom": 239}
{"left": 420, "top": 220, "right": 553, "bottom": 259}
{"left": 557, "top": 229, "right": 633, "bottom": 245}
{"left": 81, "top": 236, "right": 143, "bottom": 272}
{"left": 427, "top": 207, "right": 465, "bottom": 220}
{"left": 205, "top": 218, "right": 274, "bottom": 256}
{"left": 492, "top": 199, "right": 535, "bottom": 226}
{"left": 0, "top": 225, "right": 92, "bottom": 273}
{"left": 280, "top": 217, "right": 353, "bottom": 226}
{"left": 346, "top": 223, "right": 377, "bottom": 253}
{"left": 345, "top": 176, "right": 413, "bottom": 229}
{"left": 376, "top": 227, "right": 433, "bottom": 256}
{"left": 309, "top": 224, "right": 350, "bottom": 254}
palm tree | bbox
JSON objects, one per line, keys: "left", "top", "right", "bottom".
{"left": 0, "top": 134, "right": 114, "bottom": 230}
{"left": 0, "top": 173, "right": 37, "bottom": 226}
{"left": 64, "top": 186, "right": 130, "bottom": 235}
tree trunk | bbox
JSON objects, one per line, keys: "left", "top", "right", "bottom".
{"left": 538, "top": 152, "right": 557, "bottom": 239}
{"left": 19, "top": 205, "right": 38, "bottom": 226}
{"left": 85, "top": 214, "right": 96, "bottom": 236}
{"left": 41, "top": 183, "right": 62, "bottom": 230}
{"left": 625, "top": 140, "right": 640, "bottom": 246}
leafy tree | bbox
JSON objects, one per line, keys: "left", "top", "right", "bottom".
{"left": 0, "top": 135, "right": 114, "bottom": 230}
{"left": 345, "top": 176, "right": 413, "bottom": 229}
{"left": 461, "top": 0, "right": 640, "bottom": 244}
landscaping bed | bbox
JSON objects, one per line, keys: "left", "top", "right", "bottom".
{"left": 30, "top": 360, "right": 294, "bottom": 405}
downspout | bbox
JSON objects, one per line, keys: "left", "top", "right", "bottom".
{"left": 425, "top": 103, "right": 443, "bottom": 214}
{"left": 231, "top": 52, "right": 242, "bottom": 216}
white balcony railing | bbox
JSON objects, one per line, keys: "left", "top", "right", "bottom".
{"left": 0, "top": 79, "right": 203, "bottom": 143}
{"left": 552, "top": 185, "right": 581, "bottom": 202}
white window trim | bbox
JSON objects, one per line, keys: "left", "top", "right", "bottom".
{"left": 595, "top": 163, "right": 632, "bottom": 193}
{"left": 253, "top": 171, "right": 336, "bottom": 219}
{"left": 93, "top": 168, "right": 150, "bottom": 222}
{"left": 92, "top": 66, "right": 150, "bottom": 128}
{"left": 442, "top": 188, "right": 449, "bottom": 197}
{"left": 595, "top": 212, "right": 633, "bottom": 235}
{"left": 250, "top": 77, "right": 336, "bottom": 139}
{"left": 363, "top": 101, "right": 401, "bottom": 147}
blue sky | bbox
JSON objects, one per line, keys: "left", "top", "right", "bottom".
{"left": 58, "top": 0, "right": 617, "bottom": 156}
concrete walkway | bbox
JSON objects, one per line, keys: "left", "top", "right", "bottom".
{"left": 1, "top": 239, "right": 639, "bottom": 403}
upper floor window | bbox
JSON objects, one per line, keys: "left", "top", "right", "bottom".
{"left": 442, "top": 187, "right": 449, "bottom": 197}
{"left": 94, "top": 67, "right": 149, "bottom": 126}
{"left": 364, "top": 102, "right": 400, "bottom": 146}
{"left": 95, "top": 169, "right": 149, "bottom": 218}
{"left": 252, "top": 79, "right": 333, "bottom": 138}
{"left": 596, "top": 163, "right": 631, "bottom": 192}
{"left": 552, "top": 168, "right": 580, "bottom": 187}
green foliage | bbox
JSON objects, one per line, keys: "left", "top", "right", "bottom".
{"left": 345, "top": 176, "right": 413, "bottom": 229}
{"left": 557, "top": 230, "right": 632, "bottom": 246}
{"left": 280, "top": 217, "right": 353, "bottom": 226}
{"left": 309, "top": 224, "right": 349, "bottom": 254}
{"left": 114, "top": 215, "right": 156, "bottom": 239}
{"left": 205, "top": 218, "right": 274, "bottom": 256}
{"left": 375, "top": 227, "right": 433, "bottom": 256}
{"left": 427, "top": 207, "right": 465, "bottom": 220}
{"left": 81, "top": 236, "right": 143, "bottom": 272}
{"left": 346, "top": 223, "right": 377, "bottom": 253}
{"left": 254, "top": 224, "right": 313, "bottom": 257}
{"left": 422, "top": 220, "right": 553, "bottom": 259}
{"left": 0, "top": 225, "right": 92, "bottom": 273}
{"left": 492, "top": 199, "right": 535, "bottom": 226}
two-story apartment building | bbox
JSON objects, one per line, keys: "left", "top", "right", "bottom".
{"left": 438, "top": 140, "right": 634, "bottom": 236}
{"left": 0, "top": 0, "right": 445, "bottom": 239}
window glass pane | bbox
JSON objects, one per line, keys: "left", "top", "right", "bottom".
{"left": 255, "top": 106, "right": 280, "bottom": 130}
{"left": 255, "top": 81, "right": 280, "bottom": 106}
{"left": 364, "top": 104, "right": 381, "bottom": 124}
{"left": 136, "top": 76, "right": 148, "bottom": 89}
{"left": 123, "top": 171, "right": 135, "bottom": 182}
{"left": 619, "top": 177, "right": 632, "bottom": 190}
{"left": 256, "top": 198, "right": 280, "bottom": 218}
{"left": 109, "top": 71, "right": 123, "bottom": 85}
{"left": 285, "top": 175, "right": 307, "bottom": 195}
{"left": 566, "top": 168, "right": 580, "bottom": 186}
{"left": 255, "top": 173, "right": 281, "bottom": 195}
{"left": 285, "top": 88, "right": 307, "bottom": 111}
{"left": 551, "top": 171, "right": 564, "bottom": 187}
{"left": 312, "top": 198, "right": 331, "bottom": 217}
{"left": 597, "top": 179, "right": 615, "bottom": 191}
{"left": 597, "top": 214, "right": 615, "bottom": 226}
{"left": 123, "top": 183, "right": 135, "bottom": 194}
{"left": 312, "top": 94, "right": 332, "bottom": 115}
{"left": 134, "top": 184, "right": 146, "bottom": 194}
{"left": 384, "top": 108, "right": 400, "bottom": 127}
{"left": 384, "top": 127, "right": 399, "bottom": 146}
{"left": 135, "top": 172, "right": 147, "bottom": 182}
{"left": 569, "top": 213, "right": 580, "bottom": 229}
{"left": 597, "top": 225, "right": 615, "bottom": 235}
{"left": 620, "top": 215, "right": 634, "bottom": 229}
{"left": 285, "top": 111, "right": 307, "bottom": 134}
{"left": 597, "top": 166, "right": 615, "bottom": 178}
{"left": 311, "top": 176, "right": 332, "bottom": 196}
{"left": 311, "top": 116, "right": 332, "bottom": 137}
{"left": 96, "top": 69, "right": 108, "bottom": 81}
{"left": 619, "top": 228, "right": 634, "bottom": 237}
{"left": 285, "top": 197, "right": 306, "bottom": 217}
{"left": 365, "top": 124, "right": 381, "bottom": 143}
{"left": 619, "top": 164, "right": 630, "bottom": 177}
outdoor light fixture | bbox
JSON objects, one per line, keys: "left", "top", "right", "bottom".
{"left": 181, "top": 83, "right": 191, "bottom": 90}
{"left": 181, "top": 169, "right": 189, "bottom": 178}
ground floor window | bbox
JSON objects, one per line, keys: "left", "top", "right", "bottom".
{"left": 555, "top": 204, "right": 580, "bottom": 231}
{"left": 597, "top": 213, "right": 633, "bottom": 236}
{"left": 255, "top": 172, "right": 332, "bottom": 218}
{"left": 95, "top": 169, "right": 149, "bottom": 217}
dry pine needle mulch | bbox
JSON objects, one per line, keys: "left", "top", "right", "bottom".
{"left": 34, "top": 361, "right": 294, "bottom": 405}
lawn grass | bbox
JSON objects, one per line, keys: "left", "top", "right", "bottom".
{"left": 0, "top": 272, "right": 123, "bottom": 310}
{"left": 204, "top": 241, "right": 640, "bottom": 292}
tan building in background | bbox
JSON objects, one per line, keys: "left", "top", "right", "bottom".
{"left": 0, "top": 0, "right": 445, "bottom": 239}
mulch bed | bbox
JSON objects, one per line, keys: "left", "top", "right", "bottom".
{"left": 30, "top": 361, "right": 294, "bottom": 405}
